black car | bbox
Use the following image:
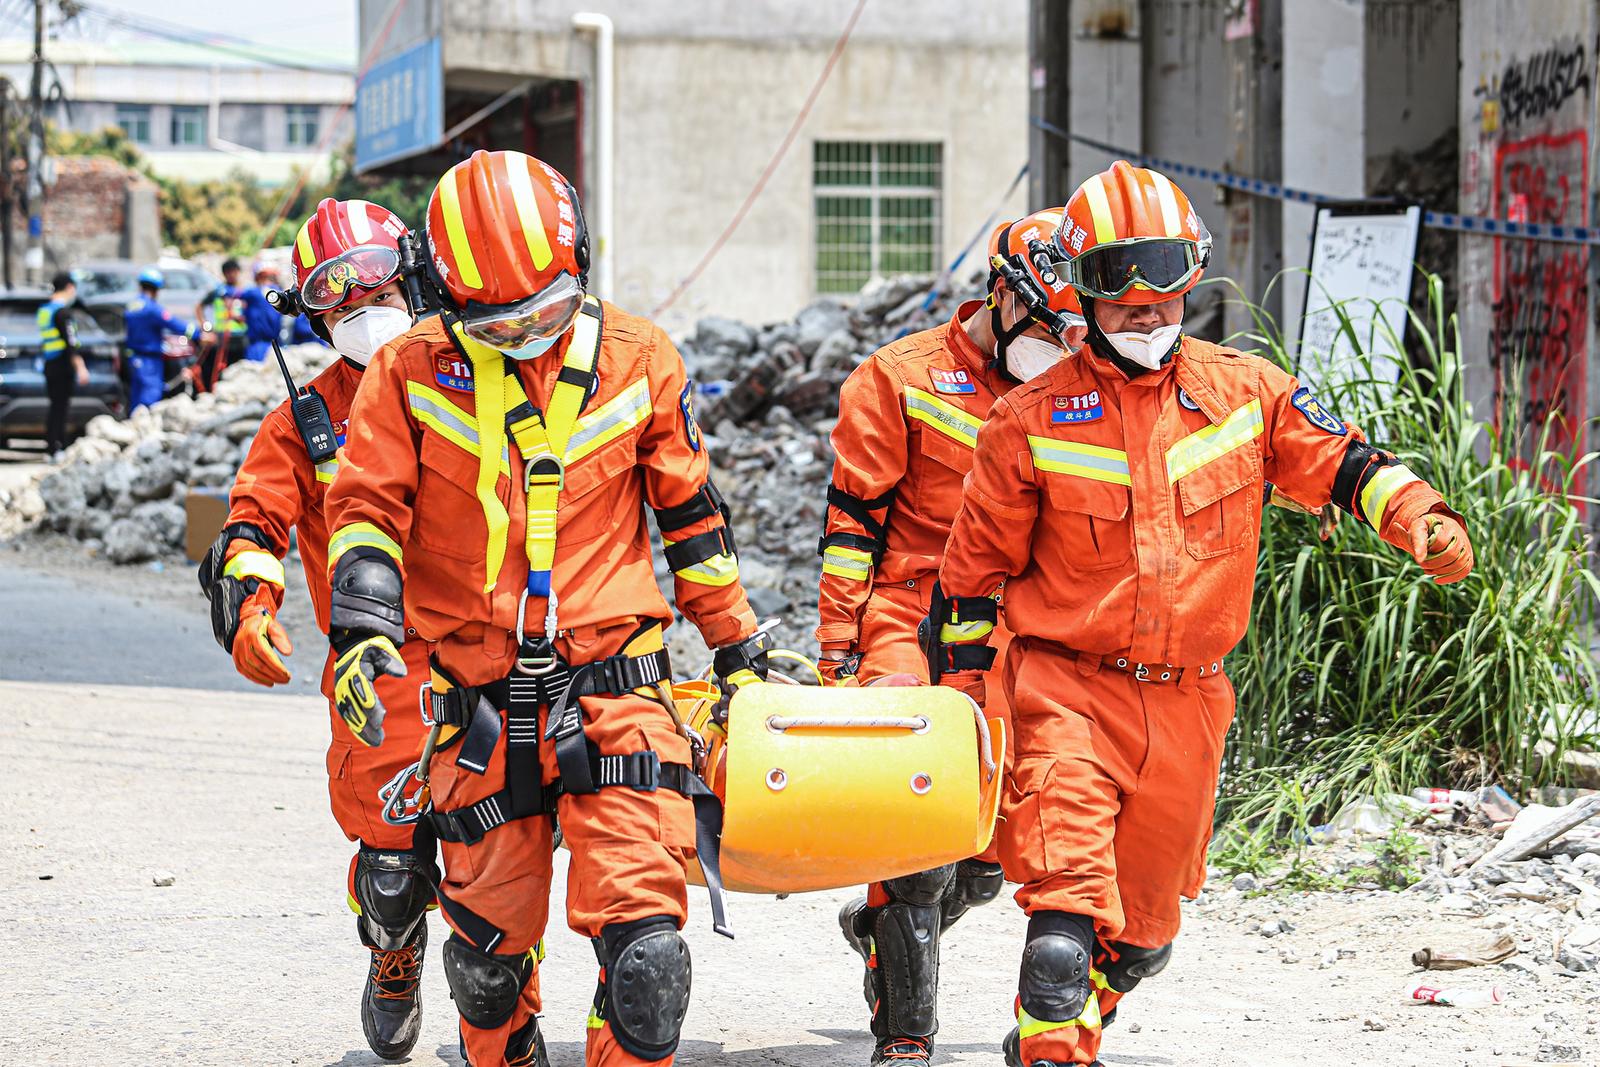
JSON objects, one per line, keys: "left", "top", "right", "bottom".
{"left": 0, "top": 290, "right": 124, "bottom": 447}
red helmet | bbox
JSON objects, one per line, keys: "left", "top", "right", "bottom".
{"left": 424, "top": 150, "right": 590, "bottom": 351}
{"left": 1054, "top": 160, "right": 1211, "bottom": 306}
{"left": 988, "top": 208, "right": 1084, "bottom": 339}
{"left": 291, "top": 198, "right": 410, "bottom": 319}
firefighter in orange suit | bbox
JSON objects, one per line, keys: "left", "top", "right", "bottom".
{"left": 927, "top": 162, "right": 1473, "bottom": 1067}
{"left": 323, "top": 150, "right": 766, "bottom": 1067}
{"left": 818, "top": 209, "right": 1086, "bottom": 1067}
{"left": 198, "top": 198, "right": 439, "bottom": 1061}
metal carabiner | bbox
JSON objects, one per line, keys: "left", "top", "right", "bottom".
{"left": 514, "top": 588, "right": 562, "bottom": 675}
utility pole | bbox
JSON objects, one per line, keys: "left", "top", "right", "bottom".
{"left": 1, "top": 79, "right": 13, "bottom": 288}
{"left": 25, "top": 0, "right": 46, "bottom": 284}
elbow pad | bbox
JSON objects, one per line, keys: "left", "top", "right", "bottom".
{"left": 329, "top": 552, "right": 405, "bottom": 645}
{"left": 1329, "top": 439, "right": 1422, "bottom": 530}
{"left": 918, "top": 581, "right": 998, "bottom": 684}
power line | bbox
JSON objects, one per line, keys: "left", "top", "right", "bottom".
{"left": 649, "top": 0, "right": 870, "bottom": 318}
{"left": 67, "top": 0, "right": 353, "bottom": 74}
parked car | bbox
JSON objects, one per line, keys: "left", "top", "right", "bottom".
{"left": 73, "top": 258, "right": 217, "bottom": 402}
{"left": 0, "top": 290, "right": 124, "bottom": 447}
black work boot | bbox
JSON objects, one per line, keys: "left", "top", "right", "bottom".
{"left": 361, "top": 918, "right": 426, "bottom": 1060}
{"left": 873, "top": 1035, "right": 933, "bottom": 1065}
{"left": 504, "top": 1015, "right": 551, "bottom": 1067}
{"left": 838, "top": 895, "right": 875, "bottom": 1009}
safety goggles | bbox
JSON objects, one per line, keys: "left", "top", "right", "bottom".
{"left": 1055, "top": 235, "right": 1211, "bottom": 301}
{"left": 300, "top": 245, "right": 402, "bottom": 312}
{"left": 459, "top": 272, "right": 585, "bottom": 351}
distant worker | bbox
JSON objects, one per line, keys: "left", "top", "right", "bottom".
{"left": 818, "top": 209, "right": 1085, "bottom": 1067}
{"left": 196, "top": 257, "right": 248, "bottom": 390}
{"left": 123, "top": 267, "right": 205, "bottom": 413}
{"left": 198, "top": 200, "right": 440, "bottom": 1061}
{"left": 241, "top": 262, "right": 285, "bottom": 363}
{"left": 928, "top": 161, "right": 1474, "bottom": 1067}
{"left": 292, "top": 310, "right": 328, "bottom": 347}
{"left": 39, "top": 271, "right": 88, "bottom": 458}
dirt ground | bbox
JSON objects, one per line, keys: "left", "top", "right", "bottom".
{"left": 0, "top": 544, "right": 1595, "bottom": 1067}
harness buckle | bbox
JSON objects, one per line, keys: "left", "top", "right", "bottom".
{"left": 418, "top": 680, "right": 436, "bottom": 727}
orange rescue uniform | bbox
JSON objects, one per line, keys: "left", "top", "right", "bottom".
{"left": 941, "top": 336, "right": 1455, "bottom": 1065}
{"left": 225, "top": 357, "right": 434, "bottom": 877}
{"left": 325, "top": 306, "right": 756, "bottom": 1067}
{"left": 818, "top": 300, "right": 1016, "bottom": 830}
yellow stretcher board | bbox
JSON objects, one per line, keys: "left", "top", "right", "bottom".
{"left": 688, "top": 682, "right": 1004, "bottom": 895}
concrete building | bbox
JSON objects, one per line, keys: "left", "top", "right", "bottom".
{"left": 355, "top": 0, "right": 1029, "bottom": 330}
{"left": 1031, "top": 0, "right": 1599, "bottom": 473}
{"left": 0, "top": 41, "right": 353, "bottom": 184}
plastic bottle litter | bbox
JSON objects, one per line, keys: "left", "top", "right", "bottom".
{"left": 1412, "top": 787, "right": 1478, "bottom": 809}
{"left": 1405, "top": 982, "right": 1506, "bottom": 1008}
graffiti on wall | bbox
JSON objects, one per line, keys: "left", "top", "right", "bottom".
{"left": 1481, "top": 34, "right": 1593, "bottom": 465}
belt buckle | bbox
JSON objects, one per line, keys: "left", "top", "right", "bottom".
{"left": 1133, "top": 662, "right": 1152, "bottom": 682}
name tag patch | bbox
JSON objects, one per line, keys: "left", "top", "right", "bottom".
{"left": 1052, "top": 390, "right": 1104, "bottom": 423}
{"left": 1291, "top": 386, "right": 1345, "bottom": 435}
{"left": 931, "top": 368, "right": 976, "bottom": 395}
{"left": 434, "top": 354, "right": 474, "bottom": 393}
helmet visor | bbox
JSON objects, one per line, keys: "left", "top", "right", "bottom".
{"left": 1063, "top": 238, "right": 1205, "bottom": 301}
{"left": 460, "top": 273, "right": 585, "bottom": 351}
{"left": 301, "top": 245, "right": 402, "bottom": 312}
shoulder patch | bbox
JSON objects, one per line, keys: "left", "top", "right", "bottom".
{"left": 1177, "top": 387, "right": 1201, "bottom": 412}
{"left": 930, "top": 367, "right": 976, "bottom": 395}
{"left": 434, "top": 353, "right": 475, "bottom": 393}
{"left": 680, "top": 381, "right": 702, "bottom": 452}
{"left": 1291, "top": 386, "right": 1346, "bottom": 435}
{"left": 1052, "top": 389, "right": 1104, "bottom": 424}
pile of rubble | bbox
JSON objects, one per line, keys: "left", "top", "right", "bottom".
{"left": 9, "top": 344, "right": 338, "bottom": 561}
{"left": 8, "top": 274, "right": 981, "bottom": 652}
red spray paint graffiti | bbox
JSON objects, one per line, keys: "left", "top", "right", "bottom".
{"left": 1490, "top": 129, "right": 1589, "bottom": 465}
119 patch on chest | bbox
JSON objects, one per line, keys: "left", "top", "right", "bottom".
{"left": 434, "top": 354, "right": 474, "bottom": 393}
{"left": 1052, "top": 390, "right": 1104, "bottom": 423}
{"left": 931, "top": 368, "right": 976, "bottom": 395}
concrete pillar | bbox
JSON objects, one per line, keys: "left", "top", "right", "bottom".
{"left": 123, "top": 183, "right": 160, "bottom": 263}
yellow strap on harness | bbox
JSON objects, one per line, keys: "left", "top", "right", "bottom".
{"left": 448, "top": 297, "right": 604, "bottom": 595}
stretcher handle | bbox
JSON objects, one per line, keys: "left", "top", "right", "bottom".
{"left": 766, "top": 715, "right": 931, "bottom": 733}
{"left": 958, "top": 693, "right": 998, "bottom": 783}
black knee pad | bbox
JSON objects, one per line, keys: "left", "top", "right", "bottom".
{"left": 1018, "top": 912, "right": 1095, "bottom": 1023}
{"left": 882, "top": 863, "right": 957, "bottom": 907}
{"left": 1096, "top": 939, "right": 1172, "bottom": 994}
{"left": 941, "top": 859, "right": 1005, "bottom": 930}
{"left": 354, "top": 847, "right": 436, "bottom": 951}
{"left": 597, "top": 917, "right": 691, "bottom": 1061}
{"left": 442, "top": 936, "right": 533, "bottom": 1031}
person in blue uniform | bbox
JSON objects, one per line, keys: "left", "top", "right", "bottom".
{"left": 124, "top": 267, "right": 206, "bottom": 412}
{"left": 240, "top": 263, "right": 285, "bottom": 363}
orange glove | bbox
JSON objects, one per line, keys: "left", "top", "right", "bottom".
{"left": 1408, "top": 513, "right": 1473, "bottom": 584}
{"left": 232, "top": 585, "right": 293, "bottom": 686}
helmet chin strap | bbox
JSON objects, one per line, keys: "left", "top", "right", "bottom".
{"left": 988, "top": 290, "right": 1035, "bottom": 384}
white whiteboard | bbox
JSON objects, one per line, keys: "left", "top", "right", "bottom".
{"left": 1295, "top": 203, "right": 1421, "bottom": 398}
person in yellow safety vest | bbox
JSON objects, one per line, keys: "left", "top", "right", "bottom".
{"left": 39, "top": 271, "right": 88, "bottom": 457}
{"left": 195, "top": 258, "right": 248, "bottom": 391}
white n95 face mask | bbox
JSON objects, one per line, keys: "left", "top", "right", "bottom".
{"left": 1006, "top": 335, "right": 1069, "bottom": 381}
{"left": 330, "top": 305, "right": 413, "bottom": 366}
{"left": 1104, "top": 323, "right": 1182, "bottom": 371}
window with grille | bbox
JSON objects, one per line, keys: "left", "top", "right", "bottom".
{"left": 170, "top": 106, "right": 205, "bottom": 146}
{"left": 116, "top": 104, "right": 151, "bottom": 145}
{"left": 814, "top": 141, "right": 942, "bottom": 295}
{"left": 286, "top": 105, "right": 320, "bottom": 147}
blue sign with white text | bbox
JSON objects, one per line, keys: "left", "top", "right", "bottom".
{"left": 355, "top": 38, "right": 443, "bottom": 173}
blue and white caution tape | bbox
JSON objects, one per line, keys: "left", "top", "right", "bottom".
{"left": 1036, "top": 118, "right": 1600, "bottom": 247}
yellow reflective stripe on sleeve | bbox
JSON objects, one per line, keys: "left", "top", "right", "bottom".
{"left": 1027, "top": 435, "right": 1131, "bottom": 486}
{"left": 939, "top": 619, "right": 994, "bottom": 644}
{"left": 905, "top": 387, "right": 981, "bottom": 448}
{"left": 821, "top": 544, "right": 873, "bottom": 581}
{"left": 666, "top": 541, "right": 741, "bottom": 587}
{"left": 328, "top": 522, "right": 402, "bottom": 567}
{"left": 1165, "top": 399, "right": 1264, "bottom": 483}
{"left": 436, "top": 168, "right": 483, "bottom": 291}
{"left": 566, "top": 377, "right": 651, "bottom": 464}
{"left": 1359, "top": 462, "right": 1421, "bottom": 530}
{"left": 223, "top": 549, "right": 285, "bottom": 587}
{"left": 314, "top": 458, "right": 339, "bottom": 484}
{"left": 1016, "top": 994, "right": 1103, "bottom": 1040}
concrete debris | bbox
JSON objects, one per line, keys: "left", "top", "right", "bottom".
{"left": 1474, "top": 796, "right": 1600, "bottom": 868}
{"left": 1412, "top": 933, "right": 1517, "bottom": 970}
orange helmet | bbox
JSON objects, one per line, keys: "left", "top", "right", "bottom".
{"left": 424, "top": 150, "right": 590, "bottom": 352}
{"left": 1054, "top": 160, "right": 1211, "bottom": 306}
{"left": 987, "top": 208, "right": 1084, "bottom": 339}
{"left": 290, "top": 198, "right": 409, "bottom": 318}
